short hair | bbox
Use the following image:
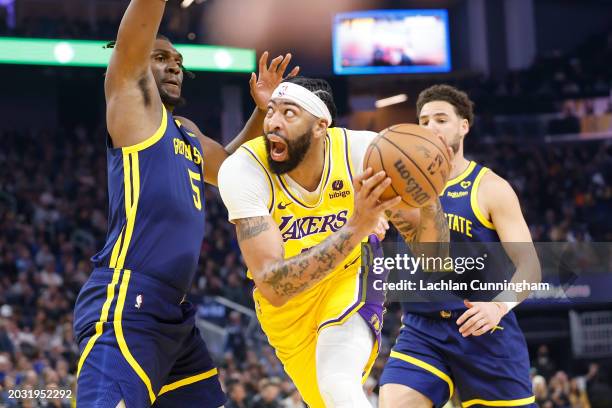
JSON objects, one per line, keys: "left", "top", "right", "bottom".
{"left": 416, "top": 84, "right": 475, "bottom": 125}
{"left": 156, "top": 33, "right": 171, "bottom": 42}
{"left": 103, "top": 33, "right": 195, "bottom": 79}
{"left": 283, "top": 76, "right": 337, "bottom": 126}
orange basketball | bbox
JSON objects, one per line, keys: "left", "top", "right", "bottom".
{"left": 363, "top": 124, "right": 451, "bottom": 208}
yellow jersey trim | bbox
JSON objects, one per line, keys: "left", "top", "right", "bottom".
{"left": 76, "top": 269, "right": 121, "bottom": 378}
{"left": 112, "top": 152, "right": 141, "bottom": 269}
{"left": 441, "top": 161, "right": 477, "bottom": 195}
{"left": 470, "top": 167, "right": 495, "bottom": 230}
{"left": 157, "top": 368, "right": 219, "bottom": 397}
{"left": 241, "top": 145, "right": 275, "bottom": 213}
{"left": 108, "top": 226, "right": 125, "bottom": 269}
{"left": 114, "top": 270, "right": 157, "bottom": 404}
{"left": 389, "top": 350, "right": 454, "bottom": 399}
{"left": 121, "top": 106, "right": 168, "bottom": 154}
{"left": 175, "top": 119, "right": 198, "bottom": 138}
{"left": 462, "top": 395, "right": 536, "bottom": 407}
{"left": 277, "top": 133, "right": 332, "bottom": 209}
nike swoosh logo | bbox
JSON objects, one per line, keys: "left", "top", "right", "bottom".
{"left": 277, "top": 202, "right": 292, "bottom": 210}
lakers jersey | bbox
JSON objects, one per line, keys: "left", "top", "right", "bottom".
{"left": 240, "top": 127, "right": 363, "bottom": 287}
{"left": 91, "top": 107, "right": 206, "bottom": 293}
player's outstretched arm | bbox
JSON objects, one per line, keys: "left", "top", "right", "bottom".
{"left": 105, "top": 0, "right": 166, "bottom": 147}
{"left": 106, "top": 0, "right": 165, "bottom": 89}
{"left": 234, "top": 169, "right": 400, "bottom": 307}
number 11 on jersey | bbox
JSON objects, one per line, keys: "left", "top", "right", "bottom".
{"left": 187, "top": 168, "right": 203, "bottom": 210}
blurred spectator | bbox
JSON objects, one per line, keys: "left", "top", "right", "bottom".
{"left": 533, "top": 345, "right": 556, "bottom": 380}
{"left": 225, "top": 311, "right": 248, "bottom": 362}
{"left": 281, "top": 387, "right": 305, "bottom": 408}
{"left": 548, "top": 105, "right": 581, "bottom": 134}
{"left": 251, "top": 378, "right": 282, "bottom": 408}
{"left": 533, "top": 375, "right": 549, "bottom": 406}
{"left": 226, "top": 380, "right": 249, "bottom": 408}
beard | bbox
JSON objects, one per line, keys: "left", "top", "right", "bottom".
{"left": 265, "top": 129, "right": 313, "bottom": 174}
{"left": 159, "top": 87, "right": 186, "bottom": 109}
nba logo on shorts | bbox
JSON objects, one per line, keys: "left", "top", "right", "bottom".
{"left": 135, "top": 294, "right": 143, "bottom": 309}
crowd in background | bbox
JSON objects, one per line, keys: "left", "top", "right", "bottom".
{"left": 1, "top": 9, "right": 611, "bottom": 407}
{"left": 1, "top": 6, "right": 611, "bottom": 113}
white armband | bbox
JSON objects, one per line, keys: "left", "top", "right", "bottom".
{"left": 494, "top": 290, "right": 519, "bottom": 314}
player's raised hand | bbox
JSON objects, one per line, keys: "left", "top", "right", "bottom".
{"left": 250, "top": 51, "right": 300, "bottom": 111}
{"left": 456, "top": 299, "right": 508, "bottom": 337}
{"left": 349, "top": 168, "right": 402, "bottom": 239}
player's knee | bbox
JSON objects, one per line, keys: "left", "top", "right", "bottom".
{"left": 317, "top": 372, "right": 367, "bottom": 408}
{"left": 379, "top": 383, "right": 433, "bottom": 408}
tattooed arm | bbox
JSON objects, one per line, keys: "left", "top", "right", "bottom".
{"left": 235, "top": 216, "right": 367, "bottom": 307}
{"left": 232, "top": 169, "right": 401, "bottom": 307}
{"left": 385, "top": 198, "right": 450, "bottom": 263}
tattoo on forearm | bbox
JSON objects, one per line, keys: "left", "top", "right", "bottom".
{"left": 416, "top": 201, "right": 450, "bottom": 242}
{"left": 385, "top": 209, "right": 417, "bottom": 244}
{"left": 387, "top": 202, "right": 449, "bottom": 262}
{"left": 236, "top": 217, "right": 270, "bottom": 242}
{"left": 262, "top": 229, "right": 355, "bottom": 300}
{"left": 415, "top": 200, "right": 449, "bottom": 262}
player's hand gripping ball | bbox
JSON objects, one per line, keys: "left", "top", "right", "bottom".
{"left": 364, "top": 124, "right": 452, "bottom": 208}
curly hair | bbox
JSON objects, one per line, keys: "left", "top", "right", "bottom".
{"left": 416, "top": 84, "right": 474, "bottom": 125}
{"left": 283, "top": 76, "right": 337, "bottom": 126}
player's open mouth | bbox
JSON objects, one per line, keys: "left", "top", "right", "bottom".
{"left": 267, "top": 134, "right": 288, "bottom": 161}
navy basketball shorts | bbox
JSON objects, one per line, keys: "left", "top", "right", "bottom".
{"left": 73, "top": 267, "right": 225, "bottom": 408}
{"left": 380, "top": 311, "right": 535, "bottom": 408}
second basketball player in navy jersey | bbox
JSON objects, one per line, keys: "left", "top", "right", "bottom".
{"left": 380, "top": 85, "right": 539, "bottom": 407}
{"left": 72, "top": 1, "right": 298, "bottom": 407}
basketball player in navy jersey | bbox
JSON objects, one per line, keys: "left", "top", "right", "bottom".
{"left": 380, "top": 85, "right": 539, "bottom": 407}
{"left": 72, "top": 1, "right": 298, "bottom": 407}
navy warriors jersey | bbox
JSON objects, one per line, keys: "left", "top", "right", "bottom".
{"left": 91, "top": 107, "right": 206, "bottom": 293}
{"left": 403, "top": 161, "right": 513, "bottom": 313}
{"left": 440, "top": 161, "right": 498, "bottom": 243}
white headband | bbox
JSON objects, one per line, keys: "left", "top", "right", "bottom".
{"left": 271, "top": 82, "right": 332, "bottom": 125}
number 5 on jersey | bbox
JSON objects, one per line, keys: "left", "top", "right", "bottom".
{"left": 187, "top": 168, "right": 203, "bottom": 210}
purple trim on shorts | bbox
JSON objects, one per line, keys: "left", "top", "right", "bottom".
{"left": 318, "top": 235, "right": 386, "bottom": 334}
{"left": 317, "top": 264, "right": 365, "bottom": 331}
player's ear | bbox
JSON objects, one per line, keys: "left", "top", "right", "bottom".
{"left": 313, "top": 119, "right": 328, "bottom": 139}
{"left": 460, "top": 118, "right": 469, "bottom": 137}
